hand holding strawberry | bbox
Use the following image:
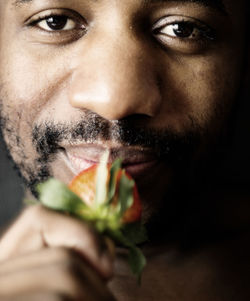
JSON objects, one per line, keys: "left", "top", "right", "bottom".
{"left": 35, "top": 151, "right": 147, "bottom": 282}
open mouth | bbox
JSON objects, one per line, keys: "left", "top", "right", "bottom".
{"left": 61, "top": 144, "right": 159, "bottom": 179}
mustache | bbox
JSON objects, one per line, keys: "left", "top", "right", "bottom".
{"left": 32, "top": 111, "right": 201, "bottom": 164}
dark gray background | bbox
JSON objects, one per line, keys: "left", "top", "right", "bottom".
{"left": 0, "top": 140, "right": 23, "bottom": 227}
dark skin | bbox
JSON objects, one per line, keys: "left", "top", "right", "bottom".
{"left": 0, "top": 0, "right": 249, "bottom": 300}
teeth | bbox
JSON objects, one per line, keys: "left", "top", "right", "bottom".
{"left": 67, "top": 153, "right": 95, "bottom": 174}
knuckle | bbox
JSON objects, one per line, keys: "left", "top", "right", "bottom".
{"left": 77, "top": 224, "right": 103, "bottom": 251}
{"left": 69, "top": 220, "right": 97, "bottom": 243}
{"left": 60, "top": 222, "right": 102, "bottom": 257}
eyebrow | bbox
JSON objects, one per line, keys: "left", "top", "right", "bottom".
{"left": 150, "top": 0, "right": 227, "bottom": 15}
{"left": 13, "top": 0, "right": 32, "bottom": 5}
{"left": 13, "top": 0, "right": 228, "bottom": 15}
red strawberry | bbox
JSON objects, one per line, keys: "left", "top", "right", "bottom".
{"left": 68, "top": 163, "right": 142, "bottom": 224}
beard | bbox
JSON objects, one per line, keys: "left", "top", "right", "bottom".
{"left": 0, "top": 100, "right": 231, "bottom": 243}
{"left": 0, "top": 107, "right": 203, "bottom": 194}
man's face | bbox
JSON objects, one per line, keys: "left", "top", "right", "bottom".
{"left": 0, "top": 0, "right": 247, "bottom": 220}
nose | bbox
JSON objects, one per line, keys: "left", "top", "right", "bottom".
{"left": 69, "top": 29, "right": 162, "bottom": 121}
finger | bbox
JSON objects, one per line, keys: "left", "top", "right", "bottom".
{"left": 0, "top": 248, "right": 115, "bottom": 301}
{"left": 0, "top": 247, "right": 79, "bottom": 276}
{"left": 0, "top": 205, "right": 113, "bottom": 278}
{"left": 1, "top": 290, "right": 113, "bottom": 301}
{"left": 2, "top": 291, "right": 70, "bottom": 301}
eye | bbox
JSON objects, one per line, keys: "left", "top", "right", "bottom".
{"left": 37, "top": 15, "right": 76, "bottom": 31}
{"left": 32, "top": 15, "right": 79, "bottom": 32}
{"left": 25, "top": 10, "right": 87, "bottom": 44}
{"left": 27, "top": 9, "right": 87, "bottom": 34}
{"left": 152, "top": 16, "right": 216, "bottom": 53}
{"left": 160, "top": 22, "right": 203, "bottom": 39}
{"left": 153, "top": 17, "right": 215, "bottom": 43}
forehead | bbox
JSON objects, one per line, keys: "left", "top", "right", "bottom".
{"left": 9, "top": 0, "right": 246, "bottom": 12}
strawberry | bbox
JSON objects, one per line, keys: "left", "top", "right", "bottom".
{"left": 68, "top": 163, "right": 142, "bottom": 224}
{"left": 69, "top": 165, "right": 100, "bottom": 208}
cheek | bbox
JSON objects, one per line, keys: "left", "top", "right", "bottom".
{"left": 0, "top": 51, "right": 41, "bottom": 159}
{"left": 0, "top": 39, "right": 69, "bottom": 167}
{"left": 157, "top": 51, "right": 243, "bottom": 132}
{"left": 0, "top": 39, "right": 75, "bottom": 126}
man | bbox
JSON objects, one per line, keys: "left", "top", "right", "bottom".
{"left": 0, "top": 0, "right": 249, "bottom": 300}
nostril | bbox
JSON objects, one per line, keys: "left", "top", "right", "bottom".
{"left": 118, "top": 114, "right": 153, "bottom": 125}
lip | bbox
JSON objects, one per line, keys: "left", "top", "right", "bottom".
{"left": 61, "top": 144, "right": 159, "bottom": 179}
